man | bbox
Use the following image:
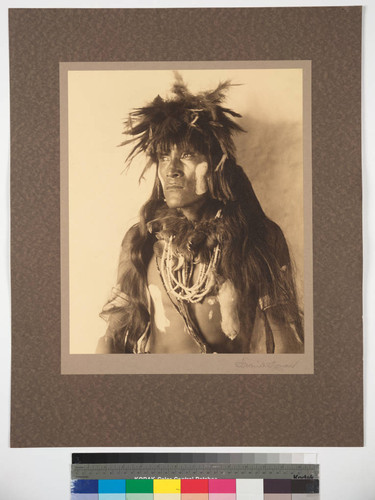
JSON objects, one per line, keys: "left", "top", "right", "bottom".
{"left": 97, "top": 74, "right": 304, "bottom": 354}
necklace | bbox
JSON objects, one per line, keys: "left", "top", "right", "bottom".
{"left": 158, "top": 235, "right": 220, "bottom": 303}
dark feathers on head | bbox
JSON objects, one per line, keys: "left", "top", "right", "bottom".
{"left": 120, "top": 73, "right": 245, "bottom": 179}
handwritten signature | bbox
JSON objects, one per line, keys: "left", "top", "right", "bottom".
{"left": 234, "top": 357, "right": 299, "bottom": 369}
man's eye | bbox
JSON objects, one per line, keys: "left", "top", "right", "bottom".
{"left": 160, "top": 155, "right": 170, "bottom": 161}
{"left": 181, "top": 152, "right": 194, "bottom": 159}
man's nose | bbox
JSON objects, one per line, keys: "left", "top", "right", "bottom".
{"left": 166, "top": 157, "right": 183, "bottom": 177}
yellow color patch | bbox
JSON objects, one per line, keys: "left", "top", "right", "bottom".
{"left": 154, "top": 480, "right": 181, "bottom": 493}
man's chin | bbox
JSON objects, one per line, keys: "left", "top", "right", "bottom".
{"left": 164, "top": 199, "right": 182, "bottom": 209}
{"left": 164, "top": 194, "right": 207, "bottom": 209}
{"left": 164, "top": 193, "right": 185, "bottom": 208}
{"left": 163, "top": 196, "right": 209, "bottom": 220}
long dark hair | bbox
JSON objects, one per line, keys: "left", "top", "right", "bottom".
{"left": 101, "top": 76, "right": 303, "bottom": 352}
{"left": 103, "top": 152, "right": 303, "bottom": 353}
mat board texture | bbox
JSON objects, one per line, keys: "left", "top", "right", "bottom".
{"left": 10, "top": 7, "right": 362, "bottom": 447}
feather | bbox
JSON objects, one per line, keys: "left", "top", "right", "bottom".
{"left": 119, "top": 72, "right": 245, "bottom": 181}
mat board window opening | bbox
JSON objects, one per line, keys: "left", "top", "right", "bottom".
{"left": 60, "top": 61, "right": 312, "bottom": 375}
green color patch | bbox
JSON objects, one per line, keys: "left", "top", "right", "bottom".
{"left": 126, "top": 480, "right": 154, "bottom": 493}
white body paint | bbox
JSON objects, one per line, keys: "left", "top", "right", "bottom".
{"left": 195, "top": 161, "right": 208, "bottom": 195}
{"left": 217, "top": 280, "right": 240, "bottom": 340}
{"left": 148, "top": 284, "right": 170, "bottom": 333}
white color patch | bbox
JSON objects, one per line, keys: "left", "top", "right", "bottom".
{"left": 148, "top": 284, "right": 170, "bottom": 333}
{"left": 195, "top": 161, "right": 208, "bottom": 195}
{"left": 208, "top": 310, "right": 214, "bottom": 321}
{"left": 217, "top": 280, "right": 240, "bottom": 340}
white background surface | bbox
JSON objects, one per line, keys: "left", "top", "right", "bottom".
{"left": 1, "top": 1, "right": 374, "bottom": 499}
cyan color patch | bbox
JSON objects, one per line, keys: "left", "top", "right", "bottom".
{"left": 99, "top": 480, "right": 126, "bottom": 494}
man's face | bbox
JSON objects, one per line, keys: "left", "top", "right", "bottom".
{"left": 157, "top": 144, "right": 209, "bottom": 213}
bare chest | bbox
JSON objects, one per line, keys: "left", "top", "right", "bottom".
{"left": 146, "top": 253, "right": 241, "bottom": 353}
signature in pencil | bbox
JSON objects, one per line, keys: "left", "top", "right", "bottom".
{"left": 234, "top": 357, "right": 299, "bottom": 369}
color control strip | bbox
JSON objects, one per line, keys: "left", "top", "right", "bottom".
{"left": 71, "top": 477, "right": 319, "bottom": 499}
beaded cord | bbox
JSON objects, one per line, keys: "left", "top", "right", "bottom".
{"left": 155, "top": 254, "right": 209, "bottom": 353}
{"left": 159, "top": 235, "right": 220, "bottom": 303}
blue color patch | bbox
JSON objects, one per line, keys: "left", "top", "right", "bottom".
{"left": 99, "top": 480, "right": 126, "bottom": 493}
{"left": 71, "top": 480, "right": 99, "bottom": 493}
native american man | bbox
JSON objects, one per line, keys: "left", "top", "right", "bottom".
{"left": 97, "top": 75, "right": 304, "bottom": 354}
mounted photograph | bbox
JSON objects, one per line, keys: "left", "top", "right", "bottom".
{"left": 60, "top": 62, "right": 312, "bottom": 373}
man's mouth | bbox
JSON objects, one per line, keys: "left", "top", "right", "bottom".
{"left": 166, "top": 184, "right": 183, "bottom": 191}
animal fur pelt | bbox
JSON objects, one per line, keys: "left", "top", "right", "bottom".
{"left": 146, "top": 201, "right": 227, "bottom": 266}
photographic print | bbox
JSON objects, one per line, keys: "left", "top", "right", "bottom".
{"left": 10, "top": 7, "right": 362, "bottom": 447}
{"left": 61, "top": 62, "right": 313, "bottom": 374}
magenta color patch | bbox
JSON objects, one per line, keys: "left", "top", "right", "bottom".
{"left": 208, "top": 480, "right": 236, "bottom": 494}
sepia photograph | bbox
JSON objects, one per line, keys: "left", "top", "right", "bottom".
{"left": 9, "top": 6, "right": 363, "bottom": 452}
{"left": 61, "top": 62, "right": 312, "bottom": 373}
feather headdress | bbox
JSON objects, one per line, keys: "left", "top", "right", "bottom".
{"left": 121, "top": 72, "right": 245, "bottom": 180}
